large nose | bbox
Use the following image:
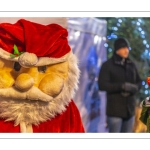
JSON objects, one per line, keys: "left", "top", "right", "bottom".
{"left": 15, "top": 73, "right": 34, "bottom": 92}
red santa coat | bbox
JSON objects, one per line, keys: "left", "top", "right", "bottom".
{"left": 0, "top": 100, "right": 85, "bottom": 133}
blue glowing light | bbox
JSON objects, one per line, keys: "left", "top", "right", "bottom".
{"left": 118, "top": 19, "right": 122, "bottom": 23}
{"left": 138, "top": 19, "right": 142, "bottom": 22}
{"left": 107, "top": 35, "right": 111, "bottom": 40}
{"left": 142, "top": 81, "right": 145, "bottom": 85}
{"left": 143, "top": 40, "right": 147, "bottom": 44}
{"left": 145, "top": 90, "right": 148, "bottom": 94}
{"left": 138, "top": 27, "right": 142, "bottom": 31}
{"left": 141, "top": 35, "right": 145, "bottom": 38}
{"left": 108, "top": 48, "right": 112, "bottom": 52}
{"left": 145, "top": 49, "right": 148, "bottom": 53}
{"left": 111, "top": 33, "right": 117, "bottom": 39}
{"left": 117, "top": 23, "right": 120, "bottom": 26}
{"left": 104, "top": 43, "right": 108, "bottom": 47}
{"left": 146, "top": 44, "right": 149, "bottom": 48}
{"left": 141, "top": 31, "right": 145, "bottom": 34}
{"left": 112, "top": 27, "right": 118, "bottom": 31}
{"left": 137, "top": 22, "right": 140, "bottom": 26}
{"left": 114, "top": 27, "right": 118, "bottom": 31}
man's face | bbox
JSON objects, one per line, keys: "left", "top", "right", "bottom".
{"left": 116, "top": 47, "right": 129, "bottom": 58}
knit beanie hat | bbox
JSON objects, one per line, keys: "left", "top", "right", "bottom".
{"left": 114, "top": 37, "right": 130, "bottom": 52}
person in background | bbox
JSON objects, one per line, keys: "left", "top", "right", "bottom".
{"left": 98, "top": 37, "right": 142, "bottom": 133}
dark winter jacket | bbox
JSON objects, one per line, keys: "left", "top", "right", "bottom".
{"left": 98, "top": 53, "right": 142, "bottom": 118}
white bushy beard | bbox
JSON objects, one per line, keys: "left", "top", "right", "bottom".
{"left": 0, "top": 53, "right": 80, "bottom": 126}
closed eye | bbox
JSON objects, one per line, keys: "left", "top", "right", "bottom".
{"left": 38, "top": 66, "right": 47, "bottom": 73}
{"left": 13, "top": 62, "right": 21, "bottom": 71}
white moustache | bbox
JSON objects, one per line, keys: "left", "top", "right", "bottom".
{"left": 0, "top": 86, "right": 53, "bottom": 102}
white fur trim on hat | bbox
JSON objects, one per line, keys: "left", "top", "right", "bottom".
{"left": 0, "top": 48, "right": 70, "bottom": 67}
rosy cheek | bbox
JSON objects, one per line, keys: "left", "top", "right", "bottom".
{"left": 38, "top": 73, "right": 64, "bottom": 97}
{"left": 0, "top": 71, "right": 15, "bottom": 88}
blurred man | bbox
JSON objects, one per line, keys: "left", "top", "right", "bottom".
{"left": 98, "top": 37, "right": 142, "bottom": 133}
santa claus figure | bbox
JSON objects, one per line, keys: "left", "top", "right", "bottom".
{"left": 0, "top": 19, "right": 85, "bottom": 133}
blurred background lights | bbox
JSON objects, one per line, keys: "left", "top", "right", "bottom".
{"left": 141, "top": 31, "right": 145, "bottom": 35}
{"left": 138, "top": 27, "right": 142, "bottom": 31}
{"left": 138, "top": 19, "right": 142, "bottom": 22}
{"left": 117, "top": 23, "right": 120, "bottom": 26}
{"left": 146, "top": 44, "right": 149, "bottom": 48}
{"left": 145, "top": 90, "right": 148, "bottom": 94}
{"left": 145, "top": 49, "right": 148, "bottom": 53}
{"left": 94, "top": 35, "right": 99, "bottom": 44}
{"left": 143, "top": 40, "right": 147, "bottom": 44}
{"left": 108, "top": 48, "right": 112, "bottom": 52}
{"left": 137, "top": 22, "right": 140, "bottom": 26}
{"left": 102, "top": 37, "right": 106, "bottom": 41}
{"left": 104, "top": 43, "right": 108, "bottom": 47}
{"left": 141, "top": 35, "right": 145, "bottom": 38}
{"left": 142, "top": 81, "right": 145, "bottom": 85}
{"left": 75, "top": 31, "right": 80, "bottom": 37}
{"left": 118, "top": 19, "right": 122, "bottom": 23}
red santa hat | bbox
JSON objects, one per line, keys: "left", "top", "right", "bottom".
{"left": 0, "top": 19, "right": 71, "bottom": 67}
